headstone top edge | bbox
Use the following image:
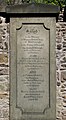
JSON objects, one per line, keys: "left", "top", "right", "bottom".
{"left": 5, "top": 3, "right": 60, "bottom": 14}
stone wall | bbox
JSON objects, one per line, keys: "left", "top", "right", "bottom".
{"left": 0, "top": 17, "right": 66, "bottom": 120}
{"left": 0, "top": 17, "right": 9, "bottom": 120}
{"left": 56, "top": 22, "right": 66, "bottom": 120}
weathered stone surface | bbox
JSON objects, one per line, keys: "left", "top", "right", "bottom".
{"left": 0, "top": 12, "right": 66, "bottom": 120}
{"left": 56, "top": 22, "right": 66, "bottom": 120}
{"left": 0, "top": 82, "right": 9, "bottom": 92}
{"left": 0, "top": 22, "right": 9, "bottom": 52}
{"left": 0, "top": 68, "right": 9, "bottom": 75}
{"left": 0, "top": 54, "right": 8, "bottom": 63}
{"left": 10, "top": 17, "right": 56, "bottom": 120}
{"left": 0, "top": 98, "right": 9, "bottom": 118}
{"left": 6, "top": 3, "right": 60, "bottom": 13}
{"left": 0, "top": 17, "right": 9, "bottom": 119}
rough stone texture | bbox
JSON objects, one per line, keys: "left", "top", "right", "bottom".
{"left": 56, "top": 22, "right": 66, "bottom": 120}
{"left": 0, "top": 16, "right": 66, "bottom": 120}
{"left": 0, "top": 17, "right": 9, "bottom": 119}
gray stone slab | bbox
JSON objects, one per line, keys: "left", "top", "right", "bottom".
{"left": 10, "top": 17, "right": 56, "bottom": 120}
{"left": 6, "top": 3, "right": 60, "bottom": 13}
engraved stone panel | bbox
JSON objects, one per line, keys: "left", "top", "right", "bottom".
{"left": 10, "top": 17, "right": 56, "bottom": 120}
{"left": 16, "top": 23, "right": 50, "bottom": 113}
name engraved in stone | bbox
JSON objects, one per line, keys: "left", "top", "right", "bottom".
{"left": 16, "top": 24, "right": 50, "bottom": 113}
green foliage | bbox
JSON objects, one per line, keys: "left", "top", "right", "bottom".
{"left": 5, "top": 0, "right": 14, "bottom": 4}
{"left": 5, "top": 0, "right": 11, "bottom": 4}
{"left": 42, "top": 0, "right": 65, "bottom": 7}
{"left": 5, "top": 0, "right": 66, "bottom": 6}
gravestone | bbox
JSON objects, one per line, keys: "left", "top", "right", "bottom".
{"left": 6, "top": 3, "right": 60, "bottom": 120}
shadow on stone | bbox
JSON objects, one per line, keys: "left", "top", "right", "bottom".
{"left": 63, "top": 6, "right": 66, "bottom": 22}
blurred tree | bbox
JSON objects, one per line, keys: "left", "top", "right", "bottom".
{"left": 5, "top": 0, "right": 66, "bottom": 6}
{"left": 42, "top": 0, "right": 65, "bottom": 11}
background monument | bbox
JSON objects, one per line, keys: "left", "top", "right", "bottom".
{"left": 6, "top": 1, "right": 60, "bottom": 120}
